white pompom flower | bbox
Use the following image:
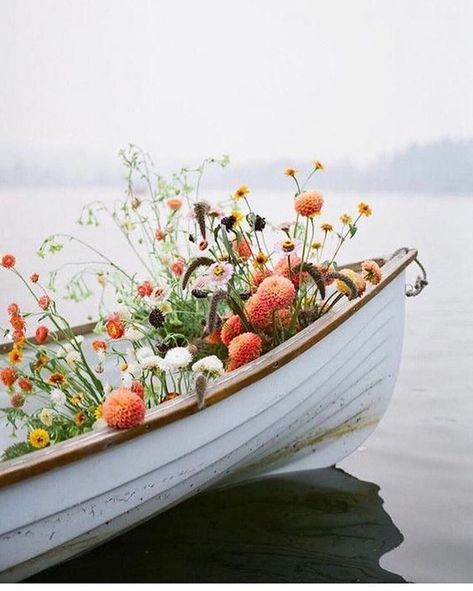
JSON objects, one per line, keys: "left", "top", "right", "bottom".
{"left": 160, "top": 347, "right": 193, "bottom": 372}
{"left": 192, "top": 355, "right": 224, "bottom": 378}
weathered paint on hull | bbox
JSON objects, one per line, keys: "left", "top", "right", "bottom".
{"left": 0, "top": 273, "right": 405, "bottom": 581}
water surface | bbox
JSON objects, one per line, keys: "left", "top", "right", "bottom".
{"left": 1, "top": 187, "right": 472, "bottom": 582}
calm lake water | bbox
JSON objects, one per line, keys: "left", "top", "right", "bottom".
{"left": 1, "top": 186, "right": 472, "bottom": 582}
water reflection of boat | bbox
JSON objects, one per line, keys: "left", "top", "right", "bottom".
{"left": 28, "top": 467, "right": 404, "bottom": 583}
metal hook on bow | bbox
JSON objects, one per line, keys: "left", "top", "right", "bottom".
{"left": 388, "top": 247, "right": 428, "bottom": 297}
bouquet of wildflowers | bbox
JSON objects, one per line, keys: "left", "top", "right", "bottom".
{"left": 0, "top": 147, "right": 382, "bottom": 460}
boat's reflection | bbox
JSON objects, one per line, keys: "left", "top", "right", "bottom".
{"left": 29, "top": 467, "right": 405, "bottom": 583}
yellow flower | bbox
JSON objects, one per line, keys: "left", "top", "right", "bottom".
{"left": 321, "top": 223, "right": 333, "bottom": 232}
{"left": 8, "top": 346, "right": 23, "bottom": 365}
{"left": 313, "top": 160, "right": 324, "bottom": 170}
{"left": 230, "top": 209, "right": 245, "bottom": 228}
{"left": 119, "top": 361, "right": 128, "bottom": 372}
{"left": 358, "top": 202, "right": 372, "bottom": 217}
{"left": 29, "top": 428, "right": 50, "bottom": 449}
{"left": 33, "top": 353, "right": 49, "bottom": 372}
{"left": 311, "top": 242, "right": 322, "bottom": 250}
{"left": 253, "top": 252, "right": 269, "bottom": 267}
{"left": 340, "top": 213, "right": 352, "bottom": 225}
{"left": 94, "top": 405, "right": 103, "bottom": 419}
{"left": 70, "top": 392, "right": 85, "bottom": 406}
{"left": 284, "top": 168, "right": 298, "bottom": 177}
{"left": 233, "top": 185, "right": 250, "bottom": 200}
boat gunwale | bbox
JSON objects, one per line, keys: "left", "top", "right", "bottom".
{"left": 0, "top": 249, "right": 417, "bottom": 488}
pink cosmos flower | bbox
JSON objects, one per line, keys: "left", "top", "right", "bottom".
{"left": 206, "top": 262, "right": 234, "bottom": 288}
{"left": 274, "top": 238, "right": 302, "bottom": 256}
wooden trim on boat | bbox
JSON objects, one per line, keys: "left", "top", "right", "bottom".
{"left": 0, "top": 250, "right": 417, "bottom": 488}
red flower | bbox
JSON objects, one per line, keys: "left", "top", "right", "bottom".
{"left": 228, "top": 332, "right": 262, "bottom": 369}
{"left": 7, "top": 303, "right": 19, "bottom": 316}
{"left": 38, "top": 295, "right": 51, "bottom": 310}
{"left": 30, "top": 273, "right": 40, "bottom": 283}
{"left": 106, "top": 315, "right": 125, "bottom": 339}
{"left": 35, "top": 325, "right": 49, "bottom": 344}
{"left": 1, "top": 254, "right": 16, "bottom": 268}
{"left": 131, "top": 381, "right": 145, "bottom": 400}
{"left": 92, "top": 339, "right": 107, "bottom": 352}
{"left": 221, "top": 315, "right": 243, "bottom": 346}
{"left": 102, "top": 387, "right": 146, "bottom": 429}
{"left": 232, "top": 237, "right": 253, "bottom": 259}
{"left": 137, "top": 281, "right": 153, "bottom": 298}
{"left": 171, "top": 260, "right": 184, "bottom": 277}
{"left": 10, "top": 393, "right": 25, "bottom": 408}
{"left": 18, "top": 377, "right": 33, "bottom": 392}
{"left": 155, "top": 228, "right": 167, "bottom": 241}
{"left": 1, "top": 367, "right": 17, "bottom": 388}
{"left": 9, "top": 314, "right": 25, "bottom": 331}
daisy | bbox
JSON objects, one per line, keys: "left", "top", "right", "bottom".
{"left": 274, "top": 238, "right": 302, "bottom": 256}
{"left": 206, "top": 262, "right": 234, "bottom": 288}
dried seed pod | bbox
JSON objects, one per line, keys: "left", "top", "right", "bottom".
{"left": 182, "top": 256, "right": 214, "bottom": 290}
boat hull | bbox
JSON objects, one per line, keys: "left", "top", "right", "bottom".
{"left": 0, "top": 272, "right": 406, "bottom": 581}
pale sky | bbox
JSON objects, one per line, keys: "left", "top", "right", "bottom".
{"left": 1, "top": 0, "right": 473, "bottom": 170}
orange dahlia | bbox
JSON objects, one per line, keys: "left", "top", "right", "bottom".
{"left": 250, "top": 268, "right": 272, "bottom": 290}
{"left": 256, "top": 275, "right": 296, "bottom": 310}
{"left": 221, "top": 315, "right": 243, "bottom": 346}
{"left": 294, "top": 191, "right": 324, "bottom": 217}
{"left": 245, "top": 295, "right": 272, "bottom": 329}
{"left": 102, "top": 387, "right": 146, "bottom": 429}
{"left": 228, "top": 332, "right": 262, "bottom": 369}
{"left": 273, "top": 255, "right": 307, "bottom": 288}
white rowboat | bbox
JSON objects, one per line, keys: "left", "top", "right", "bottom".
{"left": 0, "top": 249, "right": 422, "bottom": 581}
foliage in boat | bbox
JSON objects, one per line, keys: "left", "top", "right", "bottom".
{"left": 0, "top": 147, "right": 382, "bottom": 460}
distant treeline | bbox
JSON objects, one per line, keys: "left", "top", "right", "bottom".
{"left": 1, "top": 139, "right": 472, "bottom": 194}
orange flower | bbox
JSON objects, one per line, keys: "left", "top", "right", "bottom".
{"left": 221, "top": 315, "right": 243, "bottom": 346}
{"left": 48, "top": 372, "right": 66, "bottom": 386}
{"left": 106, "top": 314, "right": 125, "bottom": 339}
{"left": 321, "top": 223, "right": 333, "bottom": 232}
{"left": 9, "top": 314, "right": 25, "bottom": 331}
{"left": 35, "top": 325, "right": 49, "bottom": 344}
{"left": 204, "top": 329, "right": 222, "bottom": 345}
{"left": 1, "top": 367, "right": 17, "bottom": 388}
{"left": 228, "top": 332, "right": 262, "bottom": 369}
{"left": 233, "top": 185, "right": 250, "bottom": 200}
{"left": 70, "top": 392, "right": 84, "bottom": 405}
{"left": 274, "top": 255, "right": 307, "bottom": 288}
{"left": 256, "top": 275, "right": 296, "bottom": 310}
{"left": 313, "top": 160, "right": 324, "bottom": 170}
{"left": 30, "top": 273, "right": 40, "bottom": 283}
{"left": 38, "top": 295, "right": 51, "bottom": 310}
{"left": 155, "top": 228, "right": 167, "bottom": 241}
{"left": 294, "top": 191, "right": 324, "bottom": 217}
{"left": 245, "top": 295, "right": 272, "bottom": 329}
{"left": 250, "top": 268, "right": 272, "bottom": 290}
{"left": 7, "top": 303, "right": 19, "bottom": 316}
{"left": 74, "top": 411, "right": 87, "bottom": 426}
{"left": 358, "top": 202, "right": 372, "bottom": 217}
{"left": 361, "top": 260, "right": 382, "bottom": 285}
{"left": 92, "top": 339, "right": 107, "bottom": 353}
{"left": 166, "top": 197, "right": 182, "bottom": 211}
{"left": 1, "top": 254, "right": 16, "bottom": 268}
{"left": 102, "top": 387, "right": 146, "bottom": 429}
{"left": 284, "top": 168, "right": 298, "bottom": 177}
{"left": 253, "top": 251, "right": 269, "bottom": 268}
{"left": 18, "top": 377, "right": 33, "bottom": 392}
{"left": 233, "top": 237, "right": 253, "bottom": 259}
{"left": 131, "top": 381, "right": 145, "bottom": 400}
{"left": 33, "top": 354, "right": 49, "bottom": 372}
